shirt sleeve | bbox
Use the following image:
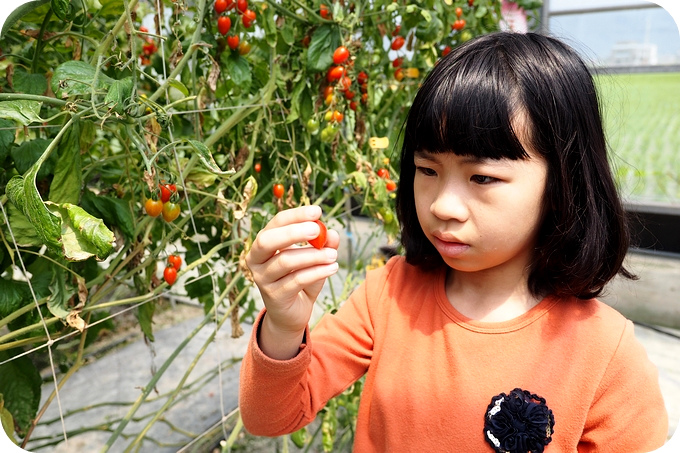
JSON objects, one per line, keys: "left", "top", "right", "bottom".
{"left": 578, "top": 320, "right": 668, "bottom": 452}
{"left": 238, "top": 262, "right": 385, "bottom": 436}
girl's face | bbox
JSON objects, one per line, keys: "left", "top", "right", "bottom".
{"left": 413, "top": 140, "right": 548, "bottom": 282}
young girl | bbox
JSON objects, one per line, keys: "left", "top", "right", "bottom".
{"left": 239, "top": 32, "right": 668, "bottom": 452}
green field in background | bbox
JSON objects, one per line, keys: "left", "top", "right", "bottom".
{"left": 595, "top": 72, "right": 680, "bottom": 204}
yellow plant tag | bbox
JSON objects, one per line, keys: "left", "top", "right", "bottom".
{"left": 369, "top": 137, "right": 389, "bottom": 149}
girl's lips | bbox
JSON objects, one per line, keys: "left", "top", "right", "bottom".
{"left": 432, "top": 236, "right": 469, "bottom": 257}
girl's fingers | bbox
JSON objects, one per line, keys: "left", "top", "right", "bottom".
{"left": 261, "top": 261, "right": 339, "bottom": 304}
{"left": 255, "top": 246, "right": 338, "bottom": 284}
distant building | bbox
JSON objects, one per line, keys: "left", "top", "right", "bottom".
{"left": 606, "top": 41, "right": 658, "bottom": 66}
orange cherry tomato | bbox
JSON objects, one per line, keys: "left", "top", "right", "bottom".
{"left": 145, "top": 198, "right": 163, "bottom": 217}
{"left": 273, "top": 183, "right": 285, "bottom": 199}
{"left": 162, "top": 202, "right": 181, "bottom": 222}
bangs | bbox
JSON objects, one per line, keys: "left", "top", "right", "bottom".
{"left": 404, "top": 47, "right": 530, "bottom": 161}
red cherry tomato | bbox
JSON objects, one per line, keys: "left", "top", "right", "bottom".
{"left": 442, "top": 46, "right": 452, "bottom": 57}
{"left": 339, "top": 76, "right": 352, "bottom": 91}
{"left": 254, "top": 162, "right": 261, "bottom": 173}
{"left": 349, "top": 100, "right": 357, "bottom": 111}
{"left": 377, "top": 168, "right": 389, "bottom": 179}
{"left": 391, "top": 25, "right": 401, "bottom": 37}
{"left": 392, "top": 57, "right": 403, "bottom": 68}
{"left": 237, "top": 0, "right": 247, "bottom": 13}
{"left": 227, "top": 34, "right": 240, "bottom": 50}
{"left": 344, "top": 90, "right": 355, "bottom": 100}
{"left": 217, "top": 16, "right": 231, "bottom": 35}
{"left": 273, "top": 183, "right": 285, "bottom": 199}
{"left": 391, "top": 36, "right": 405, "bottom": 51}
{"left": 452, "top": 19, "right": 466, "bottom": 31}
{"left": 215, "top": 0, "right": 228, "bottom": 14}
{"left": 145, "top": 198, "right": 163, "bottom": 217}
{"left": 385, "top": 179, "right": 397, "bottom": 192}
{"left": 456, "top": 7, "right": 463, "bottom": 17}
{"left": 308, "top": 220, "right": 328, "bottom": 249}
{"left": 167, "top": 254, "right": 182, "bottom": 270}
{"left": 357, "top": 71, "right": 368, "bottom": 85}
{"left": 162, "top": 202, "right": 181, "bottom": 222}
{"left": 320, "top": 4, "right": 330, "bottom": 19}
{"left": 394, "top": 67, "right": 404, "bottom": 81}
{"left": 333, "top": 46, "right": 350, "bottom": 65}
{"left": 159, "top": 183, "right": 176, "bottom": 203}
{"left": 164, "top": 266, "right": 178, "bottom": 285}
{"left": 242, "top": 9, "right": 256, "bottom": 27}
{"left": 139, "top": 26, "right": 149, "bottom": 33}
{"left": 327, "top": 65, "right": 345, "bottom": 82}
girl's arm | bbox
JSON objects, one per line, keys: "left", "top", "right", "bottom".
{"left": 244, "top": 205, "right": 339, "bottom": 360}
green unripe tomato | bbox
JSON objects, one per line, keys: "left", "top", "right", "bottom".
{"left": 306, "top": 118, "right": 320, "bottom": 134}
{"left": 320, "top": 125, "right": 338, "bottom": 143}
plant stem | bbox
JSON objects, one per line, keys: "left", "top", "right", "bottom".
{"left": 0, "top": 93, "right": 68, "bottom": 106}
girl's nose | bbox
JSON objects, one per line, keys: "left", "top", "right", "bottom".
{"left": 430, "top": 187, "right": 470, "bottom": 222}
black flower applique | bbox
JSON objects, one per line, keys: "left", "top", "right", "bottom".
{"left": 484, "top": 388, "right": 555, "bottom": 453}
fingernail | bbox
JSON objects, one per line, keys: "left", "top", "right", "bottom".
{"left": 325, "top": 248, "right": 337, "bottom": 260}
{"left": 306, "top": 205, "right": 321, "bottom": 218}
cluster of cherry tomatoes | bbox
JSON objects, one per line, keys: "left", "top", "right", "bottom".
{"left": 452, "top": 7, "right": 466, "bottom": 31}
{"left": 138, "top": 26, "right": 157, "bottom": 66}
{"left": 376, "top": 167, "right": 397, "bottom": 192}
{"left": 144, "top": 182, "right": 181, "bottom": 222}
{"left": 214, "top": 0, "right": 256, "bottom": 54}
{"left": 163, "top": 254, "right": 182, "bottom": 286}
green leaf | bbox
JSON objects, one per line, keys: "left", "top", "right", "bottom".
{"left": 0, "top": 350, "right": 42, "bottom": 436}
{"left": 80, "top": 189, "right": 135, "bottom": 240}
{"left": 50, "top": 120, "right": 82, "bottom": 204}
{"left": 6, "top": 175, "right": 63, "bottom": 254}
{"left": 48, "top": 202, "right": 116, "bottom": 261}
{"left": 2, "top": 203, "right": 43, "bottom": 249}
{"left": 167, "top": 78, "right": 189, "bottom": 96}
{"left": 475, "top": 5, "right": 488, "bottom": 18}
{"left": 0, "top": 119, "right": 15, "bottom": 158}
{"left": 188, "top": 139, "right": 234, "bottom": 176}
{"left": 51, "top": 61, "right": 114, "bottom": 98}
{"left": 185, "top": 268, "right": 212, "bottom": 300}
{"left": 262, "top": 5, "right": 277, "bottom": 47}
{"left": 0, "top": 101, "right": 43, "bottom": 126}
{"left": 415, "top": 15, "right": 444, "bottom": 44}
{"left": 11, "top": 139, "right": 57, "bottom": 180}
{"left": 0, "top": 0, "right": 50, "bottom": 39}
{"left": 280, "top": 23, "right": 295, "bottom": 46}
{"left": 46, "top": 265, "right": 69, "bottom": 319}
{"left": 51, "top": 0, "right": 76, "bottom": 21}
{"left": 98, "top": 0, "right": 124, "bottom": 16}
{"left": 307, "top": 24, "right": 341, "bottom": 72}
{"left": 136, "top": 301, "right": 155, "bottom": 341}
{"left": 285, "top": 79, "right": 307, "bottom": 124}
{"left": 223, "top": 54, "right": 252, "bottom": 89}
{"left": 0, "top": 276, "right": 30, "bottom": 318}
{"left": 0, "top": 395, "right": 17, "bottom": 445}
{"left": 103, "top": 77, "right": 134, "bottom": 114}
{"left": 13, "top": 69, "right": 48, "bottom": 96}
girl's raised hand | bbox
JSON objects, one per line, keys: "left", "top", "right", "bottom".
{"left": 245, "top": 205, "right": 339, "bottom": 358}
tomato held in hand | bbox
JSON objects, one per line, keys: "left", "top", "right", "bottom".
{"left": 145, "top": 198, "right": 163, "bottom": 217}
{"left": 164, "top": 266, "right": 178, "bottom": 286}
{"left": 273, "top": 183, "right": 285, "bottom": 199}
{"left": 308, "top": 220, "right": 328, "bottom": 249}
{"left": 167, "top": 254, "right": 182, "bottom": 270}
{"left": 162, "top": 202, "right": 181, "bottom": 222}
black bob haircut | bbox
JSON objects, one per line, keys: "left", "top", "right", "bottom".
{"left": 395, "top": 32, "right": 634, "bottom": 300}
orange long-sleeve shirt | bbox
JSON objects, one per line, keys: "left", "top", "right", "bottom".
{"left": 239, "top": 256, "right": 668, "bottom": 452}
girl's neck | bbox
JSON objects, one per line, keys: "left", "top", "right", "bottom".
{"left": 444, "top": 268, "right": 543, "bottom": 322}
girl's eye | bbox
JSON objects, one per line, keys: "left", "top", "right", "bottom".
{"left": 416, "top": 166, "right": 437, "bottom": 177}
{"left": 470, "top": 174, "right": 497, "bottom": 184}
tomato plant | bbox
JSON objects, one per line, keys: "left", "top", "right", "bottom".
{"left": 0, "top": 0, "right": 535, "bottom": 449}
{"left": 308, "top": 220, "right": 328, "bottom": 249}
